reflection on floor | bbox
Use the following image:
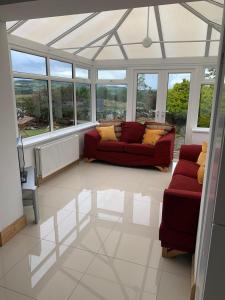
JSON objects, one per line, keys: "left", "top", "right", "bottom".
{"left": 0, "top": 161, "right": 191, "bottom": 300}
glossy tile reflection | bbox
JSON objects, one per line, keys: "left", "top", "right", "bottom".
{"left": 0, "top": 161, "right": 190, "bottom": 299}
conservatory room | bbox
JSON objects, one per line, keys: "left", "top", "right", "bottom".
{"left": 0, "top": 0, "right": 223, "bottom": 300}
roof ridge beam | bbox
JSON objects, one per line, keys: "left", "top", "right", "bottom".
{"left": 154, "top": 6, "right": 166, "bottom": 59}
{"left": 180, "top": 3, "right": 221, "bottom": 33}
{"left": 92, "top": 8, "right": 132, "bottom": 61}
{"left": 73, "top": 29, "right": 113, "bottom": 55}
{"left": 114, "top": 32, "right": 128, "bottom": 60}
{"left": 47, "top": 12, "right": 100, "bottom": 47}
{"left": 7, "top": 20, "right": 27, "bottom": 34}
{"left": 205, "top": 25, "right": 212, "bottom": 57}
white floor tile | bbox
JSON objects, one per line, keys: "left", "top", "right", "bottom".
{"left": 0, "top": 287, "right": 34, "bottom": 300}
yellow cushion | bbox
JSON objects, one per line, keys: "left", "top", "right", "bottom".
{"left": 142, "top": 129, "right": 165, "bottom": 146}
{"left": 202, "top": 141, "right": 208, "bottom": 153}
{"left": 197, "top": 165, "right": 205, "bottom": 184}
{"left": 96, "top": 125, "right": 117, "bottom": 141}
{"left": 197, "top": 142, "right": 208, "bottom": 166}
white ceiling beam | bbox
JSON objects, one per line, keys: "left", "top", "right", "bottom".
{"left": 206, "top": 0, "right": 223, "bottom": 8}
{"left": 0, "top": 0, "right": 201, "bottom": 22}
{"left": 57, "top": 39, "right": 220, "bottom": 50}
{"left": 180, "top": 3, "right": 221, "bottom": 32}
{"left": 7, "top": 20, "right": 27, "bottom": 34}
{"left": 205, "top": 25, "right": 212, "bottom": 57}
{"left": 92, "top": 8, "right": 132, "bottom": 60}
{"left": 73, "top": 29, "right": 113, "bottom": 55}
{"left": 114, "top": 32, "right": 128, "bottom": 60}
{"left": 154, "top": 6, "right": 166, "bottom": 59}
{"left": 47, "top": 12, "right": 100, "bottom": 47}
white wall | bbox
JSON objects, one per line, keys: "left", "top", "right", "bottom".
{"left": 191, "top": 129, "right": 210, "bottom": 144}
{"left": 0, "top": 22, "right": 23, "bottom": 231}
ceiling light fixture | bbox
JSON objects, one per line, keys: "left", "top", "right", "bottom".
{"left": 142, "top": 6, "right": 153, "bottom": 48}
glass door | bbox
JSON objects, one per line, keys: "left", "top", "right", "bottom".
{"left": 164, "top": 72, "right": 191, "bottom": 152}
{"left": 135, "top": 72, "right": 159, "bottom": 123}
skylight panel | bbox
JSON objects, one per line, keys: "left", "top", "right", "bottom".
{"left": 11, "top": 14, "right": 91, "bottom": 45}
{"left": 165, "top": 42, "right": 205, "bottom": 57}
{"left": 52, "top": 10, "right": 126, "bottom": 49}
{"left": 209, "top": 42, "right": 220, "bottom": 56}
{"left": 96, "top": 36, "right": 124, "bottom": 60}
{"left": 118, "top": 7, "right": 159, "bottom": 44}
{"left": 123, "top": 44, "right": 161, "bottom": 59}
{"left": 159, "top": 4, "right": 208, "bottom": 41}
{"left": 187, "top": 1, "right": 223, "bottom": 25}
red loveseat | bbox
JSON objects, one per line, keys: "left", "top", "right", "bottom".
{"left": 159, "top": 144, "right": 203, "bottom": 257}
{"left": 84, "top": 121, "right": 175, "bottom": 170}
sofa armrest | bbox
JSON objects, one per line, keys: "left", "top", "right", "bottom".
{"left": 179, "top": 144, "right": 202, "bottom": 162}
{"left": 162, "top": 188, "right": 201, "bottom": 234}
{"left": 154, "top": 132, "right": 175, "bottom": 165}
{"left": 84, "top": 129, "right": 101, "bottom": 158}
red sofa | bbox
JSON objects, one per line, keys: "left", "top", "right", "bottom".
{"left": 84, "top": 122, "right": 175, "bottom": 169}
{"left": 159, "top": 144, "right": 202, "bottom": 255}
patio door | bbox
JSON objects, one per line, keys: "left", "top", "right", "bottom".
{"left": 134, "top": 70, "right": 192, "bottom": 152}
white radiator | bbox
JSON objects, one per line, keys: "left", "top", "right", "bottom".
{"left": 35, "top": 135, "right": 79, "bottom": 179}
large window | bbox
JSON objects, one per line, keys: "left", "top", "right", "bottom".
{"left": 50, "top": 59, "right": 73, "bottom": 78}
{"left": 96, "top": 84, "right": 127, "bottom": 121}
{"left": 98, "top": 69, "right": 126, "bottom": 80}
{"left": 51, "top": 81, "right": 74, "bottom": 130}
{"left": 75, "top": 67, "right": 89, "bottom": 79}
{"left": 76, "top": 83, "right": 91, "bottom": 124}
{"left": 198, "top": 84, "right": 214, "bottom": 128}
{"left": 11, "top": 50, "right": 47, "bottom": 75}
{"left": 136, "top": 73, "right": 158, "bottom": 123}
{"left": 14, "top": 78, "right": 50, "bottom": 138}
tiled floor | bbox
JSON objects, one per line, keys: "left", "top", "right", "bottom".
{"left": 0, "top": 161, "right": 191, "bottom": 300}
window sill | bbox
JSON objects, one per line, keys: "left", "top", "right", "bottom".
{"left": 22, "top": 122, "right": 97, "bottom": 148}
{"left": 192, "top": 127, "right": 210, "bottom": 133}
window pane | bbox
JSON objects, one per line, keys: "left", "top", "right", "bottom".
{"left": 75, "top": 67, "right": 89, "bottom": 79}
{"left": 166, "top": 73, "right": 191, "bottom": 151}
{"left": 204, "top": 67, "right": 216, "bottom": 80}
{"left": 76, "top": 83, "right": 91, "bottom": 124}
{"left": 96, "top": 84, "right": 127, "bottom": 121}
{"left": 198, "top": 84, "right": 214, "bottom": 128}
{"left": 14, "top": 78, "right": 50, "bottom": 138}
{"left": 50, "top": 59, "right": 72, "bottom": 78}
{"left": 51, "top": 81, "right": 74, "bottom": 130}
{"left": 11, "top": 50, "right": 47, "bottom": 75}
{"left": 98, "top": 70, "right": 126, "bottom": 80}
{"left": 136, "top": 73, "right": 158, "bottom": 123}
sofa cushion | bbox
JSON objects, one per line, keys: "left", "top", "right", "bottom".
{"left": 169, "top": 174, "right": 202, "bottom": 193}
{"left": 124, "top": 143, "right": 155, "bottom": 156}
{"left": 173, "top": 159, "right": 199, "bottom": 178}
{"left": 120, "top": 122, "right": 145, "bottom": 143}
{"left": 97, "top": 141, "right": 126, "bottom": 153}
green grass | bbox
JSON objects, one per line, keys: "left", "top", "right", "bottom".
{"left": 20, "top": 128, "right": 49, "bottom": 138}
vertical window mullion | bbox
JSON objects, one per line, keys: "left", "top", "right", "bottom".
{"left": 47, "top": 57, "right": 54, "bottom": 132}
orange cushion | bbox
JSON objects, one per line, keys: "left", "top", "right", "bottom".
{"left": 96, "top": 125, "right": 117, "bottom": 141}
{"left": 142, "top": 129, "right": 165, "bottom": 146}
{"left": 197, "top": 165, "right": 205, "bottom": 184}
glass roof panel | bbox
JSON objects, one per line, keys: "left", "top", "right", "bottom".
{"left": 188, "top": 1, "right": 223, "bottom": 24}
{"left": 124, "top": 44, "right": 162, "bottom": 59}
{"left": 74, "top": 36, "right": 108, "bottom": 58}
{"left": 118, "top": 7, "right": 159, "bottom": 44}
{"left": 53, "top": 10, "right": 126, "bottom": 49}
{"left": 211, "top": 28, "right": 221, "bottom": 40}
{"left": 165, "top": 42, "right": 205, "bottom": 57}
{"left": 96, "top": 36, "right": 123, "bottom": 60}
{"left": 6, "top": 21, "right": 18, "bottom": 30}
{"left": 209, "top": 41, "right": 220, "bottom": 56}
{"left": 12, "top": 14, "right": 91, "bottom": 45}
{"left": 159, "top": 4, "right": 208, "bottom": 41}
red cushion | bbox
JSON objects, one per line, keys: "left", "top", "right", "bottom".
{"left": 173, "top": 159, "right": 199, "bottom": 178}
{"left": 97, "top": 141, "right": 126, "bottom": 153}
{"left": 120, "top": 122, "right": 145, "bottom": 143}
{"left": 124, "top": 143, "right": 155, "bottom": 156}
{"left": 169, "top": 174, "right": 202, "bottom": 193}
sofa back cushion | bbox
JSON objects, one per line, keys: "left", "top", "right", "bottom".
{"left": 98, "top": 120, "right": 122, "bottom": 139}
{"left": 96, "top": 126, "right": 117, "bottom": 141}
{"left": 145, "top": 121, "right": 174, "bottom": 132}
{"left": 120, "top": 122, "right": 145, "bottom": 143}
